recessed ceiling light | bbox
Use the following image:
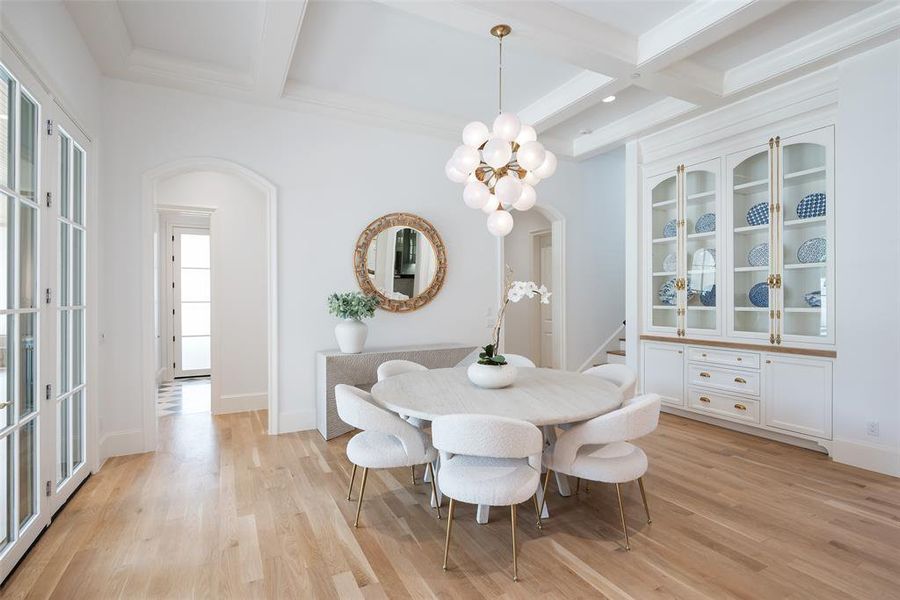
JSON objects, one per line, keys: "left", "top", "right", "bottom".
{"left": 602, "top": 95, "right": 616, "bottom": 103}
{"left": 579, "top": 129, "right": 593, "bottom": 136}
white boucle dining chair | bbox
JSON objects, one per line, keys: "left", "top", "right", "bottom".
{"left": 376, "top": 359, "right": 431, "bottom": 484}
{"left": 583, "top": 364, "right": 638, "bottom": 402}
{"left": 541, "top": 393, "right": 661, "bottom": 550}
{"left": 432, "top": 414, "right": 543, "bottom": 582}
{"left": 335, "top": 384, "right": 441, "bottom": 527}
{"left": 503, "top": 353, "right": 536, "bottom": 368}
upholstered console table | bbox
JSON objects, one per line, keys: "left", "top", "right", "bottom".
{"left": 315, "top": 344, "right": 477, "bottom": 440}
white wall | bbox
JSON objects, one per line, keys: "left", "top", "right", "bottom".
{"left": 833, "top": 41, "right": 900, "bottom": 475}
{"left": 156, "top": 171, "right": 268, "bottom": 409}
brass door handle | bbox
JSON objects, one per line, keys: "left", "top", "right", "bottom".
{"left": 699, "top": 372, "right": 711, "bottom": 378}
{"left": 734, "top": 377, "right": 747, "bottom": 384}
{"left": 734, "top": 403, "right": 747, "bottom": 411}
{"left": 699, "top": 396, "right": 711, "bottom": 403}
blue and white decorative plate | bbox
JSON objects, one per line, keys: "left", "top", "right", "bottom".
{"left": 749, "top": 282, "right": 769, "bottom": 308}
{"left": 700, "top": 284, "right": 716, "bottom": 307}
{"left": 658, "top": 278, "right": 677, "bottom": 305}
{"left": 746, "top": 202, "right": 769, "bottom": 226}
{"left": 695, "top": 213, "right": 716, "bottom": 233}
{"left": 662, "top": 253, "right": 676, "bottom": 272}
{"left": 663, "top": 219, "right": 677, "bottom": 238}
{"left": 797, "top": 237, "right": 826, "bottom": 263}
{"left": 805, "top": 291, "right": 822, "bottom": 308}
{"left": 748, "top": 242, "right": 769, "bottom": 267}
{"left": 797, "top": 192, "right": 826, "bottom": 219}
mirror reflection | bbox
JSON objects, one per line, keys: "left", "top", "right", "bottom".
{"left": 365, "top": 227, "right": 438, "bottom": 300}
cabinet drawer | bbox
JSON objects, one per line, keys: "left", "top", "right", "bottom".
{"left": 687, "top": 347, "right": 760, "bottom": 369}
{"left": 688, "top": 389, "right": 760, "bottom": 424}
{"left": 688, "top": 364, "right": 760, "bottom": 396}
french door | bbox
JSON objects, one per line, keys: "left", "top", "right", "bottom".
{"left": 170, "top": 227, "right": 211, "bottom": 377}
{"left": 0, "top": 55, "right": 89, "bottom": 582}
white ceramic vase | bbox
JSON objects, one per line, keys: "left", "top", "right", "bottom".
{"left": 467, "top": 362, "right": 518, "bottom": 389}
{"left": 335, "top": 319, "right": 368, "bottom": 353}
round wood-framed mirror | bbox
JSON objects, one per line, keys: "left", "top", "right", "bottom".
{"left": 354, "top": 213, "right": 447, "bottom": 312}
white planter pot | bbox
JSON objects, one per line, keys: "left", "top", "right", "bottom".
{"left": 335, "top": 319, "right": 368, "bottom": 353}
{"left": 467, "top": 362, "right": 518, "bottom": 389}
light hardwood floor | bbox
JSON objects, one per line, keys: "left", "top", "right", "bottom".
{"left": 3, "top": 410, "right": 899, "bottom": 599}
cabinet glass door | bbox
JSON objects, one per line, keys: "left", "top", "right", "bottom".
{"left": 777, "top": 128, "right": 833, "bottom": 343}
{"left": 648, "top": 173, "right": 678, "bottom": 332}
{"left": 728, "top": 144, "right": 772, "bottom": 339}
{"left": 684, "top": 160, "right": 719, "bottom": 334}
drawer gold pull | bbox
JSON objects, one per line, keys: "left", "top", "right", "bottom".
{"left": 699, "top": 396, "right": 711, "bottom": 403}
{"left": 734, "top": 377, "right": 747, "bottom": 384}
{"left": 734, "top": 403, "right": 747, "bottom": 411}
{"left": 699, "top": 372, "right": 711, "bottom": 378}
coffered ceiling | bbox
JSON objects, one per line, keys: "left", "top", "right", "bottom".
{"left": 64, "top": 0, "right": 900, "bottom": 158}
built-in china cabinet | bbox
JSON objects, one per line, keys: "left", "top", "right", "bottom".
{"left": 639, "top": 116, "right": 835, "bottom": 451}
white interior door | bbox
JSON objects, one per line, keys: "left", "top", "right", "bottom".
{"left": 171, "top": 227, "right": 211, "bottom": 377}
{"left": 537, "top": 235, "right": 553, "bottom": 368}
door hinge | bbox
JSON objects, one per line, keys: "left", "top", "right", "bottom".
{"left": 171, "top": 235, "right": 174, "bottom": 242}
{"left": 172, "top": 335, "right": 175, "bottom": 342}
{"left": 171, "top": 255, "right": 175, "bottom": 262}
{"left": 45, "top": 384, "right": 52, "bottom": 400}
{"left": 172, "top": 309, "right": 175, "bottom": 315}
{"left": 45, "top": 480, "right": 51, "bottom": 497}
{"left": 45, "top": 288, "right": 52, "bottom": 304}
{"left": 46, "top": 192, "right": 52, "bottom": 207}
{"left": 46, "top": 120, "right": 54, "bottom": 136}
{"left": 172, "top": 362, "right": 176, "bottom": 369}
{"left": 171, "top": 282, "right": 175, "bottom": 289}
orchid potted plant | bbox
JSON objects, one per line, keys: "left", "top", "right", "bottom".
{"left": 468, "top": 269, "right": 551, "bottom": 388}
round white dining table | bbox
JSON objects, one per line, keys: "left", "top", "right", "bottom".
{"left": 371, "top": 367, "right": 623, "bottom": 524}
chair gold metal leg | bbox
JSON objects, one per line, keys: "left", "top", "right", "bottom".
{"left": 354, "top": 468, "right": 369, "bottom": 528}
{"left": 575, "top": 477, "right": 581, "bottom": 494}
{"left": 426, "top": 463, "right": 441, "bottom": 519}
{"left": 615, "top": 482, "right": 630, "bottom": 551}
{"left": 510, "top": 504, "right": 519, "bottom": 581}
{"left": 638, "top": 477, "right": 651, "bottom": 524}
{"left": 532, "top": 494, "right": 543, "bottom": 529}
{"left": 539, "top": 468, "right": 552, "bottom": 516}
{"left": 442, "top": 498, "right": 456, "bottom": 571}
{"left": 347, "top": 464, "right": 357, "bottom": 501}
{"left": 411, "top": 465, "right": 417, "bottom": 485}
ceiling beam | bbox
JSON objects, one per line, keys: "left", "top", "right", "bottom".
{"left": 254, "top": 0, "right": 308, "bottom": 99}
{"left": 517, "top": 70, "right": 623, "bottom": 131}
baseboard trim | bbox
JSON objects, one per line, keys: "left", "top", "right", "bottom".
{"left": 99, "top": 429, "right": 145, "bottom": 461}
{"left": 278, "top": 409, "right": 317, "bottom": 434}
{"left": 832, "top": 438, "right": 900, "bottom": 478}
{"left": 215, "top": 392, "right": 267, "bottom": 415}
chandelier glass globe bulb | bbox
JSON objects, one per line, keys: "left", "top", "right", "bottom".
{"left": 523, "top": 171, "right": 541, "bottom": 186}
{"left": 487, "top": 209, "right": 514, "bottom": 237}
{"left": 452, "top": 145, "right": 481, "bottom": 174}
{"left": 462, "top": 121, "right": 491, "bottom": 148}
{"left": 463, "top": 180, "right": 490, "bottom": 209}
{"left": 495, "top": 175, "right": 523, "bottom": 208}
{"left": 533, "top": 150, "right": 558, "bottom": 178}
{"left": 481, "top": 193, "right": 500, "bottom": 214}
{"left": 492, "top": 112, "right": 521, "bottom": 142}
{"left": 517, "top": 140, "right": 546, "bottom": 171}
{"left": 513, "top": 183, "right": 536, "bottom": 211}
{"left": 445, "top": 159, "right": 468, "bottom": 183}
{"left": 482, "top": 138, "right": 512, "bottom": 169}
{"left": 515, "top": 124, "right": 537, "bottom": 145}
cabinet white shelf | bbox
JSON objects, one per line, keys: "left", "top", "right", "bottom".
{"left": 784, "top": 166, "right": 825, "bottom": 182}
{"left": 734, "top": 224, "right": 767, "bottom": 234}
{"left": 784, "top": 216, "right": 826, "bottom": 228}
{"left": 652, "top": 236, "right": 677, "bottom": 244}
{"left": 653, "top": 199, "right": 677, "bottom": 208}
{"left": 733, "top": 178, "right": 768, "bottom": 192}
{"left": 784, "top": 262, "right": 825, "bottom": 270}
{"left": 687, "top": 190, "right": 716, "bottom": 201}
{"left": 735, "top": 266, "right": 768, "bottom": 272}
{"left": 687, "top": 231, "right": 716, "bottom": 240}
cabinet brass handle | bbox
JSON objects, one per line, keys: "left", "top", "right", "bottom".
{"left": 699, "top": 396, "right": 711, "bottom": 403}
{"left": 734, "top": 403, "right": 747, "bottom": 411}
{"left": 699, "top": 372, "right": 711, "bottom": 378}
{"left": 734, "top": 377, "right": 747, "bottom": 384}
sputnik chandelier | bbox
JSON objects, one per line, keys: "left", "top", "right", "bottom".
{"left": 445, "top": 24, "right": 558, "bottom": 237}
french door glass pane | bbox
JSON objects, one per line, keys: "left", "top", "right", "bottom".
{"left": 72, "top": 391, "right": 84, "bottom": 470}
{"left": 73, "top": 228, "right": 84, "bottom": 305}
{"left": 181, "top": 303, "right": 210, "bottom": 336}
{"left": 73, "top": 147, "right": 84, "bottom": 225}
{"left": 0, "top": 69, "right": 12, "bottom": 190}
{"left": 181, "top": 336, "right": 210, "bottom": 371}
{"left": 60, "top": 137, "right": 69, "bottom": 219}
{"left": 59, "top": 310, "right": 69, "bottom": 394}
{"left": 1, "top": 315, "right": 13, "bottom": 429}
{"left": 18, "top": 94, "right": 36, "bottom": 201}
{"left": 180, "top": 234, "right": 209, "bottom": 268}
{"left": 60, "top": 223, "right": 69, "bottom": 306}
{"left": 0, "top": 435, "right": 11, "bottom": 552}
{"left": 18, "top": 418, "right": 35, "bottom": 528}
{"left": 57, "top": 398, "right": 69, "bottom": 484}
{"left": 18, "top": 313, "right": 35, "bottom": 418}
{"left": 2, "top": 195, "right": 11, "bottom": 309}
{"left": 73, "top": 310, "right": 84, "bottom": 387}
{"left": 180, "top": 268, "right": 210, "bottom": 301}
{"left": 19, "top": 204, "right": 36, "bottom": 308}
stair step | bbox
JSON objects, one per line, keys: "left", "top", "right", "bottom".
{"left": 608, "top": 350, "right": 625, "bottom": 356}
